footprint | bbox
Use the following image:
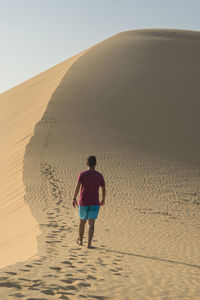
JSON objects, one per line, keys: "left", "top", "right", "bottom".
{"left": 61, "top": 261, "right": 72, "bottom": 265}
{"left": 29, "top": 283, "right": 41, "bottom": 288}
{"left": 59, "top": 295, "right": 70, "bottom": 299}
{"left": 28, "top": 287, "right": 40, "bottom": 291}
{"left": 87, "top": 296, "right": 107, "bottom": 300}
{"left": 49, "top": 266, "right": 61, "bottom": 271}
{"left": 44, "top": 274, "right": 58, "bottom": 278}
{"left": 41, "top": 289, "right": 55, "bottom": 295}
{"left": 9, "top": 293, "right": 25, "bottom": 298}
{"left": 5, "top": 271, "right": 17, "bottom": 275}
{"left": 77, "top": 269, "right": 87, "bottom": 273}
{"left": 18, "top": 278, "right": 31, "bottom": 282}
{"left": 87, "top": 275, "right": 97, "bottom": 280}
{"left": 61, "top": 285, "right": 77, "bottom": 290}
{"left": 78, "top": 282, "right": 91, "bottom": 287}
{"left": 60, "top": 279, "right": 74, "bottom": 284}
{"left": 0, "top": 281, "right": 22, "bottom": 289}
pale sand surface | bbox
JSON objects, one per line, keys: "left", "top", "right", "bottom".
{"left": 0, "top": 29, "right": 200, "bottom": 299}
{"left": 0, "top": 51, "right": 85, "bottom": 268}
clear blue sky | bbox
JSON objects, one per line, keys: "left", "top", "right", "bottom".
{"left": 0, "top": 0, "right": 200, "bottom": 93}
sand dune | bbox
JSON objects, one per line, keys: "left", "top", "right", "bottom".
{"left": 0, "top": 51, "right": 84, "bottom": 268}
{"left": 0, "top": 29, "right": 200, "bottom": 299}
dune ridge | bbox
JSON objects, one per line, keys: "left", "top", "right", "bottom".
{"left": 0, "top": 29, "right": 200, "bottom": 299}
{"left": 0, "top": 50, "right": 85, "bottom": 268}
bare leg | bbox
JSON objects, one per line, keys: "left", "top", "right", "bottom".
{"left": 79, "top": 219, "right": 86, "bottom": 245}
{"left": 88, "top": 219, "right": 95, "bottom": 248}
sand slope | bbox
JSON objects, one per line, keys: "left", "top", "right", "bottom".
{"left": 0, "top": 29, "right": 200, "bottom": 299}
{"left": 0, "top": 51, "right": 84, "bottom": 268}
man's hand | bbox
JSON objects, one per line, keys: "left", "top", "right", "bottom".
{"left": 72, "top": 182, "right": 81, "bottom": 207}
{"left": 100, "top": 186, "right": 106, "bottom": 206}
{"left": 100, "top": 200, "right": 105, "bottom": 206}
{"left": 72, "top": 199, "right": 78, "bottom": 207}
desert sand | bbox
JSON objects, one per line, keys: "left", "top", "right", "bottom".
{"left": 0, "top": 29, "right": 200, "bottom": 299}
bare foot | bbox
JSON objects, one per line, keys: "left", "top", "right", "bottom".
{"left": 76, "top": 238, "right": 83, "bottom": 246}
{"left": 87, "top": 245, "right": 94, "bottom": 249}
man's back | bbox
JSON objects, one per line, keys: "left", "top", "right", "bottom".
{"left": 78, "top": 170, "right": 105, "bottom": 206}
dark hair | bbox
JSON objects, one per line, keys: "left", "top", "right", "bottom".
{"left": 87, "top": 155, "right": 96, "bottom": 167}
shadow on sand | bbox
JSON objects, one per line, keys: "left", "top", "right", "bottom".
{"left": 96, "top": 247, "right": 200, "bottom": 270}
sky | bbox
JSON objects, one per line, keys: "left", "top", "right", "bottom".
{"left": 0, "top": 0, "right": 200, "bottom": 93}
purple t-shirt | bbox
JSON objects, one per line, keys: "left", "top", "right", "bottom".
{"left": 78, "top": 170, "right": 105, "bottom": 206}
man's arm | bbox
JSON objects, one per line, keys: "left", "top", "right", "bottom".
{"left": 72, "top": 181, "right": 81, "bottom": 207}
{"left": 100, "top": 186, "right": 106, "bottom": 206}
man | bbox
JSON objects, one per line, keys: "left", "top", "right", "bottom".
{"left": 72, "top": 155, "right": 106, "bottom": 249}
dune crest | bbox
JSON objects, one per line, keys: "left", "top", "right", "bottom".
{"left": 0, "top": 51, "right": 84, "bottom": 268}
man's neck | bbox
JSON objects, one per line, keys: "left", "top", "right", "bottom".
{"left": 88, "top": 167, "right": 95, "bottom": 171}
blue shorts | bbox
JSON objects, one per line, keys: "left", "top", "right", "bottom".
{"left": 78, "top": 205, "right": 100, "bottom": 220}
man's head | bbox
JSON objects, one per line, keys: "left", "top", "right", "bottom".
{"left": 87, "top": 155, "right": 96, "bottom": 168}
